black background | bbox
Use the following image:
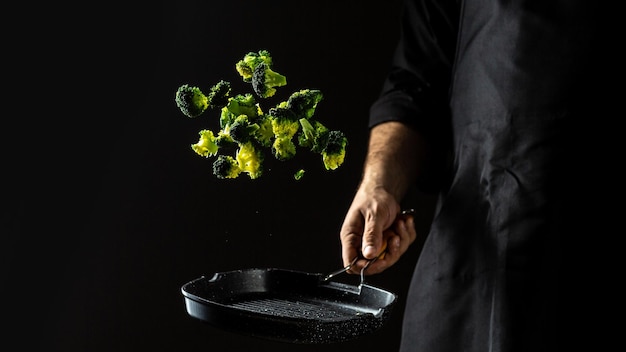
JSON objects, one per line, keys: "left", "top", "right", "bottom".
{"left": 3, "top": 1, "right": 438, "bottom": 351}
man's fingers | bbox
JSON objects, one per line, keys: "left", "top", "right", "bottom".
{"left": 396, "top": 214, "right": 416, "bottom": 253}
{"left": 359, "top": 213, "right": 417, "bottom": 275}
{"left": 341, "top": 233, "right": 361, "bottom": 268}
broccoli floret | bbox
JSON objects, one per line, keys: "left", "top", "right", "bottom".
{"left": 298, "top": 118, "right": 329, "bottom": 152}
{"left": 219, "top": 106, "right": 235, "bottom": 129}
{"left": 206, "top": 80, "right": 231, "bottom": 110}
{"left": 270, "top": 117, "right": 300, "bottom": 140}
{"left": 191, "top": 129, "right": 219, "bottom": 157}
{"left": 213, "top": 155, "right": 242, "bottom": 179}
{"left": 236, "top": 142, "right": 263, "bottom": 179}
{"left": 268, "top": 102, "right": 297, "bottom": 120}
{"left": 226, "top": 93, "right": 259, "bottom": 119}
{"left": 229, "top": 115, "right": 260, "bottom": 144}
{"left": 294, "top": 169, "right": 305, "bottom": 180}
{"left": 256, "top": 49, "right": 272, "bottom": 63}
{"left": 253, "top": 115, "right": 274, "bottom": 148}
{"left": 321, "top": 130, "right": 348, "bottom": 170}
{"left": 272, "top": 136, "right": 297, "bottom": 161}
{"left": 175, "top": 84, "right": 209, "bottom": 118}
{"left": 235, "top": 50, "right": 273, "bottom": 82}
{"left": 268, "top": 104, "right": 300, "bottom": 139}
{"left": 266, "top": 103, "right": 307, "bottom": 161}
{"left": 220, "top": 94, "right": 261, "bottom": 129}
{"left": 311, "top": 129, "right": 331, "bottom": 154}
{"left": 252, "top": 62, "right": 287, "bottom": 98}
{"left": 287, "top": 89, "right": 323, "bottom": 119}
{"left": 215, "top": 128, "right": 236, "bottom": 147}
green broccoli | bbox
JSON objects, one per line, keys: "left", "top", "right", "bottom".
{"left": 213, "top": 155, "right": 241, "bottom": 179}
{"left": 251, "top": 62, "right": 287, "bottom": 98}
{"left": 175, "top": 82, "right": 231, "bottom": 118}
{"left": 268, "top": 102, "right": 297, "bottom": 120}
{"left": 177, "top": 50, "right": 349, "bottom": 179}
{"left": 206, "top": 80, "right": 231, "bottom": 110}
{"left": 229, "top": 115, "right": 260, "bottom": 144}
{"left": 321, "top": 130, "right": 348, "bottom": 170}
{"left": 220, "top": 94, "right": 260, "bottom": 129}
{"left": 297, "top": 118, "right": 329, "bottom": 152}
{"left": 219, "top": 106, "right": 235, "bottom": 129}
{"left": 270, "top": 116, "right": 300, "bottom": 140}
{"left": 268, "top": 103, "right": 299, "bottom": 138}
{"left": 294, "top": 169, "right": 305, "bottom": 180}
{"left": 191, "top": 129, "right": 219, "bottom": 157}
{"left": 268, "top": 109, "right": 299, "bottom": 160}
{"left": 272, "top": 136, "right": 297, "bottom": 161}
{"left": 235, "top": 50, "right": 273, "bottom": 82}
{"left": 253, "top": 115, "right": 274, "bottom": 147}
{"left": 287, "top": 89, "right": 323, "bottom": 119}
{"left": 226, "top": 93, "right": 259, "bottom": 119}
{"left": 215, "top": 127, "right": 236, "bottom": 147}
{"left": 175, "top": 84, "right": 209, "bottom": 118}
{"left": 236, "top": 142, "right": 263, "bottom": 179}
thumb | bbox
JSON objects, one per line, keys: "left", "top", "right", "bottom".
{"left": 361, "top": 206, "right": 402, "bottom": 259}
{"left": 361, "top": 220, "right": 384, "bottom": 259}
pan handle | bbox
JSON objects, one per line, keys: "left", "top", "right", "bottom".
{"left": 322, "top": 240, "right": 388, "bottom": 282}
{"left": 207, "top": 272, "right": 226, "bottom": 283}
{"left": 322, "top": 257, "right": 359, "bottom": 282}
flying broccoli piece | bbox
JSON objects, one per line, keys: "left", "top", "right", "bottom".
{"left": 265, "top": 102, "right": 300, "bottom": 160}
{"left": 272, "top": 136, "right": 297, "bottom": 161}
{"left": 213, "top": 155, "right": 242, "bottom": 179}
{"left": 226, "top": 93, "right": 259, "bottom": 119}
{"left": 268, "top": 102, "right": 297, "bottom": 121}
{"left": 268, "top": 103, "right": 299, "bottom": 138}
{"left": 287, "top": 89, "right": 323, "bottom": 119}
{"left": 253, "top": 115, "right": 274, "bottom": 148}
{"left": 219, "top": 106, "right": 235, "bottom": 129}
{"left": 215, "top": 127, "right": 236, "bottom": 147}
{"left": 321, "top": 130, "right": 348, "bottom": 170}
{"left": 236, "top": 142, "right": 263, "bottom": 179}
{"left": 229, "top": 115, "right": 260, "bottom": 144}
{"left": 252, "top": 62, "right": 287, "bottom": 99}
{"left": 206, "top": 80, "right": 231, "bottom": 110}
{"left": 220, "top": 94, "right": 261, "bottom": 129}
{"left": 294, "top": 169, "right": 305, "bottom": 180}
{"left": 271, "top": 117, "right": 299, "bottom": 140}
{"left": 175, "top": 84, "right": 209, "bottom": 118}
{"left": 235, "top": 50, "right": 273, "bottom": 82}
{"left": 191, "top": 129, "right": 219, "bottom": 157}
{"left": 298, "top": 118, "right": 329, "bottom": 152}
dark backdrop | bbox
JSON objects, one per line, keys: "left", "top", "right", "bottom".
{"left": 3, "top": 1, "right": 438, "bottom": 351}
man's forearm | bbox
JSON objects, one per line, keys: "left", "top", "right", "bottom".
{"left": 360, "top": 121, "right": 429, "bottom": 201}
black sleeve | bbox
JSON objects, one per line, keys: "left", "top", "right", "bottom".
{"left": 369, "top": 0, "right": 460, "bottom": 140}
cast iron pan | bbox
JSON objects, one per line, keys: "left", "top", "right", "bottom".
{"left": 181, "top": 268, "right": 397, "bottom": 344}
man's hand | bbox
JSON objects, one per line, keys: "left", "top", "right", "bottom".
{"left": 338, "top": 121, "right": 426, "bottom": 275}
{"left": 340, "top": 189, "right": 417, "bottom": 274}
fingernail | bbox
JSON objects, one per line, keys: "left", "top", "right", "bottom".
{"left": 363, "top": 245, "right": 376, "bottom": 258}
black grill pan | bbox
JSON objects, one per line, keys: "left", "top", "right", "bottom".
{"left": 181, "top": 268, "right": 397, "bottom": 344}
